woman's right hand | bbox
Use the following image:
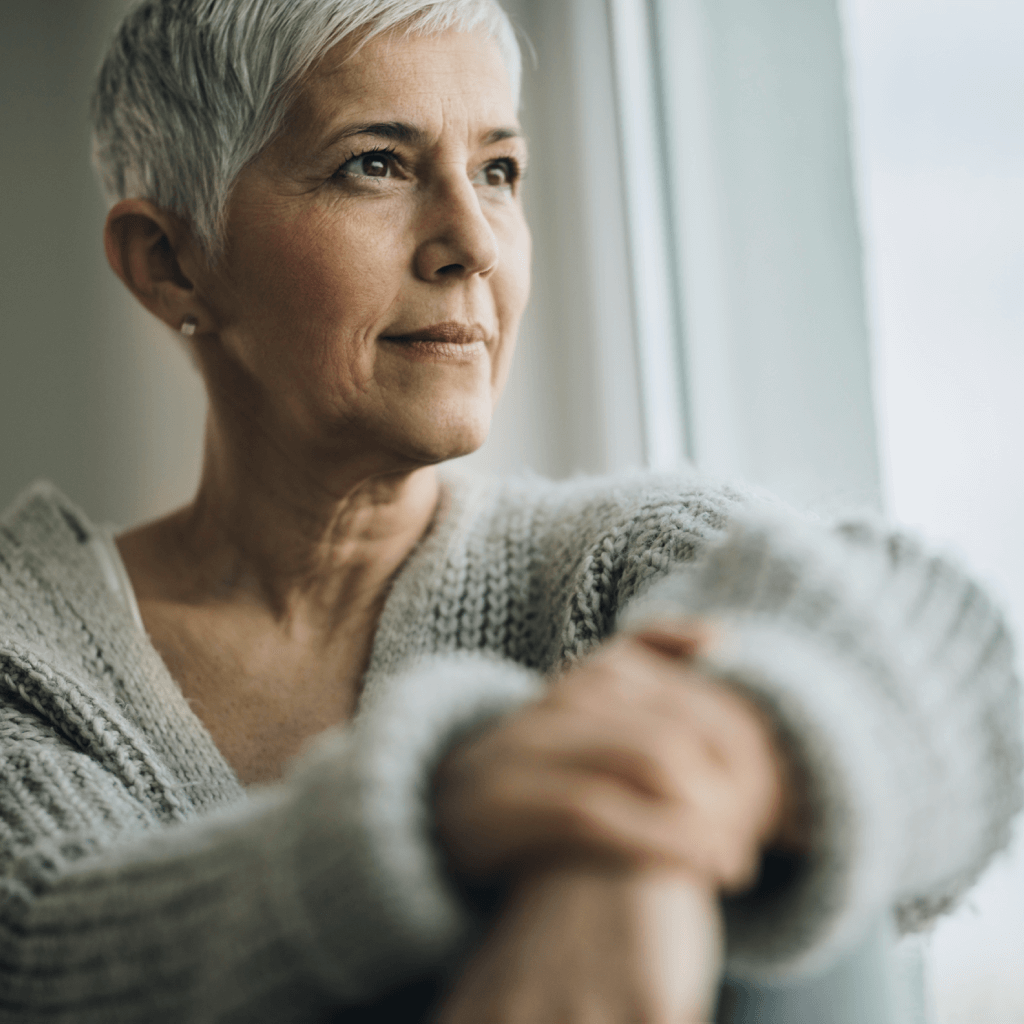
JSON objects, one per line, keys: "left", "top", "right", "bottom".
{"left": 434, "top": 626, "right": 793, "bottom": 893}
{"left": 435, "top": 864, "right": 723, "bottom": 1024}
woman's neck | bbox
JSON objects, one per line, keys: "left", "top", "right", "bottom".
{"left": 114, "top": 417, "right": 445, "bottom": 784}
{"left": 118, "top": 418, "right": 441, "bottom": 639}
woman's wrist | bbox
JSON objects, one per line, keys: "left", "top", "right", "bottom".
{"left": 438, "top": 863, "right": 724, "bottom": 1024}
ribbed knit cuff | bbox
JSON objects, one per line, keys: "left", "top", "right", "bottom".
{"left": 699, "top": 621, "right": 901, "bottom": 982}
{"left": 261, "top": 653, "right": 544, "bottom": 1002}
{"left": 618, "top": 517, "right": 911, "bottom": 982}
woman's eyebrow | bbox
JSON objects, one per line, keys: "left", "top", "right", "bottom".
{"left": 320, "top": 121, "right": 522, "bottom": 151}
{"left": 321, "top": 121, "right": 424, "bottom": 150}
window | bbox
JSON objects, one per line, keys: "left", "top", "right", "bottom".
{"left": 843, "top": 2, "right": 1024, "bottom": 1020}
{"left": 485, "top": 1, "right": 1021, "bottom": 1021}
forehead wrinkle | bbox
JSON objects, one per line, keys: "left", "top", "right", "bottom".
{"left": 289, "top": 33, "right": 519, "bottom": 158}
{"left": 313, "top": 89, "right": 521, "bottom": 155}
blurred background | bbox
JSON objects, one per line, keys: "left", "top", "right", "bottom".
{"left": 843, "top": 1, "right": 1024, "bottom": 1021}
{"left": 1, "top": 0, "right": 1021, "bottom": 1020}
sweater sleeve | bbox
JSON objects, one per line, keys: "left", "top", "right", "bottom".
{"left": 0, "top": 649, "right": 542, "bottom": 1023}
{"left": 617, "top": 506, "right": 1023, "bottom": 983}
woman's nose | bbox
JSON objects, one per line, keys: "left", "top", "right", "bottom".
{"left": 413, "top": 174, "right": 500, "bottom": 282}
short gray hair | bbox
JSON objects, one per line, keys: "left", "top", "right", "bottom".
{"left": 91, "top": 0, "right": 521, "bottom": 258}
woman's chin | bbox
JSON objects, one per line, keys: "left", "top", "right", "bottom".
{"left": 385, "top": 409, "right": 493, "bottom": 467}
{"left": 415, "top": 425, "right": 491, "bottom": 466}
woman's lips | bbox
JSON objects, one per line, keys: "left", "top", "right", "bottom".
{"left": 383, "top": 322, "right": 488, "bottom": 345}
{"left": 380, "top": 322, "right": 489, "bottom": 360}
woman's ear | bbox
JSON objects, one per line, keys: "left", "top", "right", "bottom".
{"left": 103, "top": 199, "right": 207, "bottom": 333}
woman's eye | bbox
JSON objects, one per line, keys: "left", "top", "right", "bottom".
{"left": 474, "top": 159, "right": 517, "bottom": 191}
{"left": 337, "top": 151, "right": 397, "bottom": 180}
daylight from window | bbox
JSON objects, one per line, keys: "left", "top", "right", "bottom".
{"left": 842, "top": 1, "right": 1024, "bottom": 1019}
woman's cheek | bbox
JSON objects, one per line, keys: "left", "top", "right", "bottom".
{"left": 498, "top": 210, "right": 532, "bottom": 314}
{"left": 259, "top": 200, "right": 396, "bottom": 306}
{"left": 490, "top": 218, "right": 531, "bottom": 388}
{"left": 268, "top": 215, "right": 403, "bottom": 363}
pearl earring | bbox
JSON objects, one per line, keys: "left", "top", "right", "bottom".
{"left": 180, "top": 316, "right": 198, "bottom": 337}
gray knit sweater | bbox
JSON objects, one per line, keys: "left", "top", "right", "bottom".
{"left": 0, "top": 472, "right": 1019, "bottom": 1022}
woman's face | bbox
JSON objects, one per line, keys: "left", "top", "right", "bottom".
{"left": 197, "top": 28, "right": 531, "bottom": 469}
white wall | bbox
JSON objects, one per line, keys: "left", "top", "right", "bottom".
{"left": 0, "top": 0, "right": 205, "bottom": 527}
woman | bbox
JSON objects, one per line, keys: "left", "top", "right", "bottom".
{"left": 0, "top": 0, "right": 1018, "bottom": 1021}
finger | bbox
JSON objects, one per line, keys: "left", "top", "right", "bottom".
{"left": 631, "top": 617, "right": 717, "bottom": 659}
{"left": 547, "top": 639, "right": 664, "bottom": 705}
{"left": 623, "top": 665, "right": 789, "bottom": 836}
{"left": 500, "top": 702, "right": 718, "bottom": 803}
{"left": 555, "top": 698, "right": 773, "bottom": 889}
{"left": 551, "top": 639, "right": 736, "bottom": 740}
{"left": 543, "top": 674, "right": 754, "bottom": 801}
{"left": 444, "top": 758, "right": 710, "bottom": 878}
{"left": 548, "top": 776, "right": 762, "bottom": 891}
{"left": 509, "top": 674, "right": 782, "bottom": 842}
{"left": 440, "top": 654, "right": 788, "bottom": 880}
{"left": 471, "top": 755, "right": 764, "bottom": 888}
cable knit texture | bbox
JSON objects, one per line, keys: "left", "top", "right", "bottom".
{"left": 0, "top": 472, "right": 1018, "bottom": 1021}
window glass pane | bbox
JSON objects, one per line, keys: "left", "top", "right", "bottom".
{"left": 842, "top": 2, "right": 1024, "bottom": 1019}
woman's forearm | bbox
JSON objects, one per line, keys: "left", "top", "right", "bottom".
{"left": 438, "top": 865, "right": 724, "bottom": 1024}
{"left": 0, "top": 653, "right": 543, "bottom": 1022}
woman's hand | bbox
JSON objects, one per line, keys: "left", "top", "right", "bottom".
{"left": 435, "top": 865, "right": 723, "bottom": 1024}
{"left": 435, "top": 620, "right": 798, "bottom": 892}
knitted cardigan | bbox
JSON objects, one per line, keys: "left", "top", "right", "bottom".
{"left": 0, "top": 472, "right": 1018, "bottom": 1022}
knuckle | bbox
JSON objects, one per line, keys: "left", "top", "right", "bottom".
{"left": 561, "top": 783, "right": 605, "bottom": 833}
{"left": 640, "top": 738, "right": 683, "bottom": 792}
{"left": 601, "top": 731, "right": 677, "bottom": 796}
{"left": 558, "top": 780, "right": 622, "bottom": 844}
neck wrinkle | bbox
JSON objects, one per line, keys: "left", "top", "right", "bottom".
{"left": 124, "top": 411, "right": 442, "bottom": 636}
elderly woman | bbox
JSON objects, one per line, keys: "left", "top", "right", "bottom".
{"left": 0, "top": 0, "right": 1018, "bottom": 1021}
